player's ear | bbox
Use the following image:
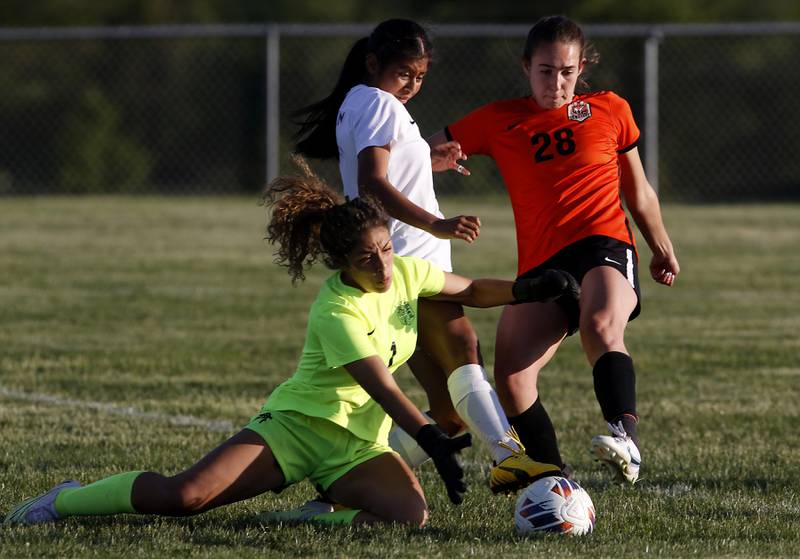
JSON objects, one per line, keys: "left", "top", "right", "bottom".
{"left": 578, "top": 57, "right": 586, "bottom": 75}
{"left": 521, "top": 57, "right": 531, "bottom": 77}
{"left": 365, "top": 53, "right": 379, "bottom": 77}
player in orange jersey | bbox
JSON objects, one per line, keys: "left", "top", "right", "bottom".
{"left": 429, "top": 15, "right": 680, "bottom": 484}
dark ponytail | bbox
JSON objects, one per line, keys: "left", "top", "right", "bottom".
{"left": 263, "top": 156, "right": 389, "bottom": 284}
{"left": 294, "top": 19, "right": 433, "bottom": 160}
{"left": 293, "top": 38, "right": 369, "bottom": 159}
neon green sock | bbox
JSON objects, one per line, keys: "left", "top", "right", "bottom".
{"left": 313, "top": 508, "right": 361, "bottom": 525}
{"left": 54, "top": 471, "right": 144, "bottom": 517}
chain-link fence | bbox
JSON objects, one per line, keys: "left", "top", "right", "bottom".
{"left": 1, "top": 23, "right": 798, "bottom": 201}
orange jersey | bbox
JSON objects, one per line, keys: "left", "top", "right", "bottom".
{"left": 447, "top": 91, "right": 639, "bottom": 275}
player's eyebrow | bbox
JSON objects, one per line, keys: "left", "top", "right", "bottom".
{"left": 538, "top": 63, "right": 577, "bottom": 70}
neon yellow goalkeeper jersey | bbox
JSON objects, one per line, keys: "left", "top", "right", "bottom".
{"left": 264, "top": 255, "right": 445, "bottom": 445}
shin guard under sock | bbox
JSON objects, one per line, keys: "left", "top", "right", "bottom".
{"left": 55, "top": 471, "right": 143, "bottom": 517}
{"left": 507, "top": 398, "right": 564, "bottom": 468}
{"left": 593, "top": 351, "right": 639, "bottom": 446}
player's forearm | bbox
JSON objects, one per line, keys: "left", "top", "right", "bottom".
{"left": 359, "top": 177, "right": 439, "bottom": 233}
{"left": 344, "top": 356, "right": 429, "bottom": 437}
{"left": 427, "top": 129, "right": 448, "bottom": 149}
{"left": 434, "top": 278, "right": 514, "bottom": 308}
{"left": 373, "top": 384, "right": 430, "bottom": 438}
{"left": 629, "top": 190, "right": 674, "bottom": 257}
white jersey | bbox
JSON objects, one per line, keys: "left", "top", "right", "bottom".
{"left": 336, "top": 85, "right": 452, "bottom": 271}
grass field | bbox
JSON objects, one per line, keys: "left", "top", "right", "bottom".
{"left": 1, "top": 196, "right": 798, "bottom": 558}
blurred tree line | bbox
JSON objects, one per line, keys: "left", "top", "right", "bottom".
{"left": 2, "top": 0, "right": 799, "bottom": 26}
{"left": 0, "top": 1, "right": 798, "bottom": 198}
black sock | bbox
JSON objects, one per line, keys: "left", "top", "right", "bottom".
{"left": 616, "top": 413, "right": 639, "bottom": 448}
{"left": 592, "top": 351, "right": 639, "bottom": 447}
{"left": 508, "top": 398, "right": 564, "bottom": 468}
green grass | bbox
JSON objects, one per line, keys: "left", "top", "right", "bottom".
{"left": 1, "top": 196, "right": 799, "bottom": 558}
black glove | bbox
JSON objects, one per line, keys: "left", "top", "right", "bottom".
{"left": 415, "top": 424, "right": 472, "bottom": 504}
{"left": 512, "top": 269, "right": 580, "bottom": 304}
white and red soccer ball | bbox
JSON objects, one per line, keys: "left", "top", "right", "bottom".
{"left": 514, "top": 476, "right": 596, "bottom": 536}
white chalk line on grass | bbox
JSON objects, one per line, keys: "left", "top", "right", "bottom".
{"left": 0, "top": 386, "right": 235, "bottom": 433}
{"left": 0, "top": 386, "right": 496, "bottom": 470}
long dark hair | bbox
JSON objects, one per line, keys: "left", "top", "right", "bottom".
{"left": 293, "top": 19, "right": 433, "bottom": 159}
{"left": 262, "top": 156, "right": 389, "bottom": 284}
{"left": 522, "top": 15, "right": 599, "bottom": 91}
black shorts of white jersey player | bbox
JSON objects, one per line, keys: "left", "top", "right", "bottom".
{"left": 517, "top": 235, "right": 642, "bottom": 336}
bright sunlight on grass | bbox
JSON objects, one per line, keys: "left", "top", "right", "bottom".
{"left": 1, "top": 197, "right": 798, "bottom": 558}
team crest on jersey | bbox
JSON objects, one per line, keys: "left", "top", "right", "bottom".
{"left": 567, "top": 100, "right": 592, "bottom": 122}
{"left": 394, "top": 301, "right": 415, "bottom": 326}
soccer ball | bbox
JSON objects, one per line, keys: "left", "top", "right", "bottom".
{"left": 514, "top": 476, "right": 596, "bottom": 536}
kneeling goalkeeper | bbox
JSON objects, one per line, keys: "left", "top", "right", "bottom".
{"left": 5, "top": 162, "right": 577, "bottom": 527}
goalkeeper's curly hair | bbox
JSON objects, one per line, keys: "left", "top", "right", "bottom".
{"left": 262, "top": 155, "right": 389, "bottom": 284}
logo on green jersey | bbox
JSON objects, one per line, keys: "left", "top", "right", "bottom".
{"left": 255, "top": 412, "right": 272, "bottom": 423}
{"left": 394, "top": 301, "right": 415, "bottom": 326}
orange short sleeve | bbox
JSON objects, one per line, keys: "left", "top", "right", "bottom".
{"left": 446, "top": 104, "right": 496, "bottom": 156}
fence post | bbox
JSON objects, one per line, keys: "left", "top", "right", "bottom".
{"left": 644, "top": 29, "right": 662, "bottom": 192}
{"left": 266, "top": 24, "right": 280, "bottom": 185}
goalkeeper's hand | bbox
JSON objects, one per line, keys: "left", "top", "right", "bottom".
{"left": 415, "top": 424, "right": 472, "bottom": 504}
{"left": 512, "top": 269, "right": 580, "bottom": 304}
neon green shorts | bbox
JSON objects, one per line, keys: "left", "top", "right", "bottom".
{"left": 245, "top": 409, "right": 393, "bottom": 492}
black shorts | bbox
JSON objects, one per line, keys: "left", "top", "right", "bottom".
{"left": 518, "top": 235, "right": 642, "bottom": 336}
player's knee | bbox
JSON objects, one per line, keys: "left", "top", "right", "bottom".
{"left": 413, "top": 504, "right": 430, "bottom": 528}
{"left": 375, "top": 488, "right": 428, "bottom": 526}
{"left": 502, "top": 368, "right": 540, "bottom": 395}
{"left": 443, "top": 323, "right": 480, "bottom": 364}
{"left": 580, "top": 310, "right": 624, "bottom": 347}
{"left": 494, "top": 371, "right": 540, "bottom": 413}
{"left": 392, "top": 498, "right": 428, "bottom": 527}
{"left": 167, "top": 478, "right": 214, "bottom": 515}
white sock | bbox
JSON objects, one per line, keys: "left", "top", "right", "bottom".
{"left": 388, "top": 412, "right": 435, "bottom": 468}
{"left": 447, "top": 364, "right": 519, "bottom": 463}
